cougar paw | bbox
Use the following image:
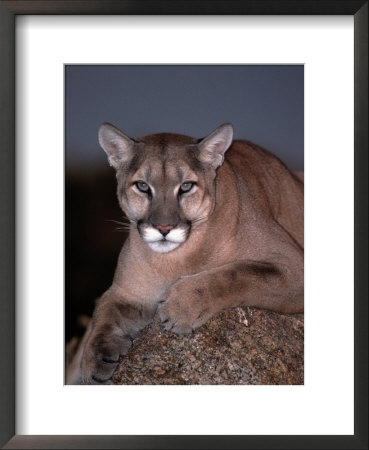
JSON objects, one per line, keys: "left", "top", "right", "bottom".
{"left": 158, "top": 278, "right": 212, "bottom": 335}
{"left": 158, "top": 302, "right": 194, "bottom": 335}
{"left": 81, "top": 332, "right": 132, "bottom": 384}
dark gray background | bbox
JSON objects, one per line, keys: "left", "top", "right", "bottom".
{"left": 65, "top": 65, "right": 304, "bottom": 171}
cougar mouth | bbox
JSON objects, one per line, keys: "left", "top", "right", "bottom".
{"left": 138, "top": 224, "right": 189, "bottom": 254}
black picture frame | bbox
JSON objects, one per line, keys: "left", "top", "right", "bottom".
{"left": 0, "top": 1, "right": 367, "bottom": 449}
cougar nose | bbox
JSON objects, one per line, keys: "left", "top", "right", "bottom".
{"left": 155, "top": 224, "right": 174, "bottom": 236}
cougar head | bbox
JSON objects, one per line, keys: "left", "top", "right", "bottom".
{"left": 98, "top": 123, "right": 233, "bottom": 254}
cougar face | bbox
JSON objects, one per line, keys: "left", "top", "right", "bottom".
{"left": 120, "top": 150, "right": 214, "bottom": 253}
{"left": 98, "top": 126, "right": 233, "bottom": 254}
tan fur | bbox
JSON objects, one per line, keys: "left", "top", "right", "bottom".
{"left": 66, "top": 124, "right": 303, "bottom": 385}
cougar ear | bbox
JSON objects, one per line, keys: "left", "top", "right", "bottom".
{"left": 198, "top": 123, "right": 234, "bottom": 169}
{"left": 98, "top": 123, "right": 134, "bottom": 169}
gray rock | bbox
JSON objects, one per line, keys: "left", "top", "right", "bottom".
{"left": 112, "top": 306, "right": 304, "bottom": 385}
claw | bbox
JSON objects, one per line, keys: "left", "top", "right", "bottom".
{"left": 102, "top": 357, "right": 119, "bottom": 364}
{"left": 91, "top": 375, "right": 112, "bottom": 384}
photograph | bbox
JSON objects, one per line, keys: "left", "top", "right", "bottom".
{"left": 65, "top": 65, "right": 304, "bottom": 385}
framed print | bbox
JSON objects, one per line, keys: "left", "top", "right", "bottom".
{"left": 0, "top": 1, "right": 367, "bottom": 449}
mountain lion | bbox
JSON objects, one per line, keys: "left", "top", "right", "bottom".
{"left": 67, "top": 123, "right": 304, "bottom": 385}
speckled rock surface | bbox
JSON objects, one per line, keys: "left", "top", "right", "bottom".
{"left": 112, "top": 306, "right": 304, "bottom": 385}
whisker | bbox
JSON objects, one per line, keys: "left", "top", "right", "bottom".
{"left": 106, "top": 218, "right": 133, "bottom": 226}
{"left": 105, "top": 217, "right": 135, "bottom": 232}
{"left": 191, "top": 214, "right": 208, "bottom": 224}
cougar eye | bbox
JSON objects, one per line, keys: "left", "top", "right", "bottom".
{"left": 179, "top": 182, "right": 194, "bottom": 194}
{"left": 135, "top": 181, "right": 150, "bottom": 193}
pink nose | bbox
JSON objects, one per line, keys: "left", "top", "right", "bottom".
{"left": 156, "top": 225, "right": 174, "bottom": 235}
